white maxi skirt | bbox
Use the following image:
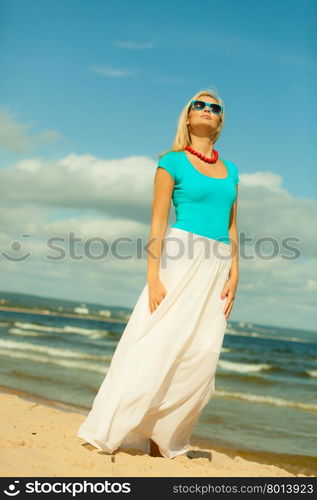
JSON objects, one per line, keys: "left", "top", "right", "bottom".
{"left": 77, "top": 227, "right": 232, "bottom": 458}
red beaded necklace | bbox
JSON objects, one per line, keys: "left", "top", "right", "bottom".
{"left": 185, "top": 145, "right": 218, "bottom": 164}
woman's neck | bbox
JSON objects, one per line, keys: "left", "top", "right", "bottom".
{"left": 189, "top": 138, "right": 214, "bottom": 157}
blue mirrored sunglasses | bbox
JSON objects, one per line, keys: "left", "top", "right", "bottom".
{"left": 190, "top": 100, "right": 223, "bottom": 115}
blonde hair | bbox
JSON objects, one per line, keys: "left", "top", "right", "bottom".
{"left": 158, "top": 87, "right": 225, "bottom": 159}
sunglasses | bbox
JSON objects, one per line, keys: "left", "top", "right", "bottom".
{"left": 190, "top": 100, "right": 223, "bottom": 115}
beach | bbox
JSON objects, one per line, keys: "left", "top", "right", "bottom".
{"left": 0, "top": 389, "right": 315, "bottom": 478}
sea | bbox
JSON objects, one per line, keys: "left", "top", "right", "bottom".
{"left": 0, "top": 291, "right": 316, "bottom": 471}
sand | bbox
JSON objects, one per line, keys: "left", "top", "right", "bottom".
{"left": 0, "top": 390, "right": 315, "bottom": 477}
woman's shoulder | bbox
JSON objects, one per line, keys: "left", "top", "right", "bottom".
{"left": 158, "top": 150, "right": 182, "bottom": 161}
{"left": 157, "top": 151, "right": 182, "bottom": 181}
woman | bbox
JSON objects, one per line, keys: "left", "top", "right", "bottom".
{"left": 77, "top": 88, "right": 240, "bottom": 459}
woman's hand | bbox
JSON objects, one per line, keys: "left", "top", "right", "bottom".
{"left": 148, "top": 276, "right": 167, "bottom": 313}
{"left": 221, "top": 278, "right": 238, "bottom": 319}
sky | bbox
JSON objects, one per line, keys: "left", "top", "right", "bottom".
{"left": 0, "top": 0, "right": 316, "bottom": 331}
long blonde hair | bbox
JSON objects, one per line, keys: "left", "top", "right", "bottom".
{"left": 158, "top": 87, "right": 225, "bottom": 159}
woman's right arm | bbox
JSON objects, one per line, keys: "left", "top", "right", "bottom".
{"left": 146, "top": 167, "right": 174, "bottom": 313}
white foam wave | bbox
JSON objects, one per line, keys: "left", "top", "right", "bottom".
{"left": 215, "top": 389, "right": 317, "bottom": 412}
{"left": 218, "top": 360, "right": 271, "bottom": 373}
{"left": 0, "top": 338, "right": 114, "bottom": 361}
{"left": 12, "top": 321, "right": 110, "bottom": 338}
{"left": 226, "top": 327, "right": 314, "bottom": 344}
{"left": 0, "top": 348, "right": 109, "bottom": 374}
{"left": 9, "top": 328, "right": 49, "bottom": 337}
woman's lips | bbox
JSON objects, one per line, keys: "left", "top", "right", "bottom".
{"left": 201, "top": 114, "right": 211, "bottom": 119}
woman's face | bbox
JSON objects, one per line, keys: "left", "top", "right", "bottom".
{"left": 187, "top": 95, "right": 222, "bottom": 133}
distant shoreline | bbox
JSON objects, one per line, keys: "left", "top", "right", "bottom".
{"left": 0, "top": 305, "right": 129, "bottom": 324}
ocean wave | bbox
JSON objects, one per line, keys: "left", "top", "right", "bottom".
{"left": 11, "top": 321, "right": 110, "bottom": 338}
{"left": 8, "top": 328, "right": 48, "bottom": 337}
{"left": 0, "top": 338, "right": 114, "bottom": 361}
{"left": 0, "top": 348, "right": 109, "bottom": 374}
{"left": 226, "top": 327, "right": 315, "bottom": 344}
{"left": 215, "top": 389, "right": 317, "bottom": 412}
{"left": 218, "top": 360, "right": 271, "bottom": 373}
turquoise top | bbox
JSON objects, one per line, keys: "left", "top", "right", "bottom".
{"left": 157, "top": 151, "right": 239, "bottom": 245}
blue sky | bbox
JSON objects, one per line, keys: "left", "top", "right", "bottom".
{"left": 0, "top": 0, "right": 316, "bottom": 331}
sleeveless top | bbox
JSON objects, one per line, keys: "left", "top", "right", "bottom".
{"left": 157, "top": 151, "right": 239, "bottom": 245}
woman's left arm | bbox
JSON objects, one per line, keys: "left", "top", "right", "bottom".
{"left": 221, "top": 186, "right": 239, "bottom": 319}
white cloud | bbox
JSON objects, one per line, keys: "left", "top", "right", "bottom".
{"left": 0, "top": 111, "right": 60, "bottom": 154}
{"left": 239, "top": 172, "right": 285, "bottom": 192}
{"left": 89, "top": 64, "right": 137, "bottom": 77}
